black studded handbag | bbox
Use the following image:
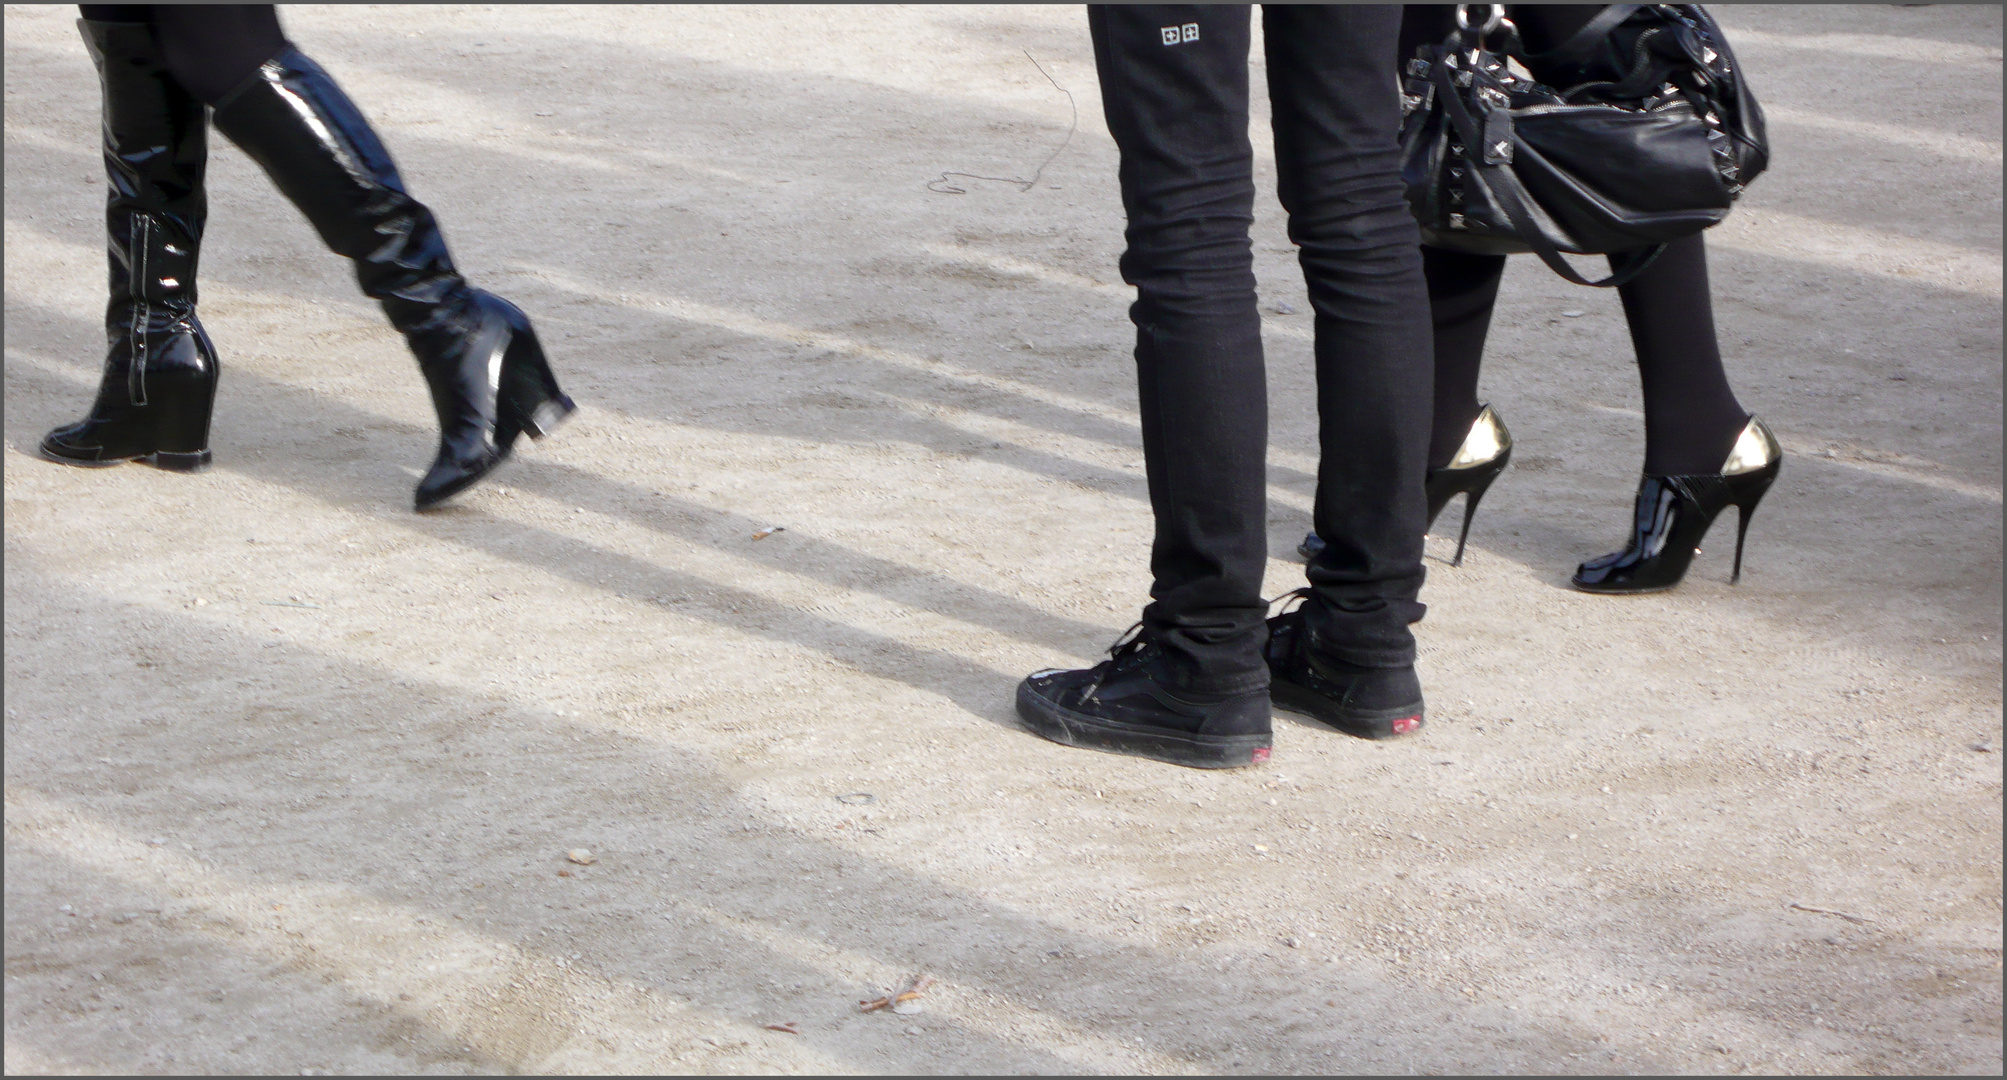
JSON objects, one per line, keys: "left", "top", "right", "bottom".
{"left": 1399, "top": 4, "right": 1769, "bottom": 287}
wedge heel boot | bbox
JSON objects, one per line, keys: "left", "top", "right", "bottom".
{"left": 42, "top": 19, "right": 218, "bottom": 472}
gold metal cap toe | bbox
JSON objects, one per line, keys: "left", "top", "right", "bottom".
{"left": 1721, "top": 415, "right": 1782, "bottom": 476}
{"left": 1448, "top": 404, "right": 1512, "bottom": 469}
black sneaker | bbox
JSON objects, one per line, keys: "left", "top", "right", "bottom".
{"left": 1264, "top": 590, "right": 1424, "bottom": 739}
{"left": 1015, "top": 625, "right": 1272, "bottom": 769}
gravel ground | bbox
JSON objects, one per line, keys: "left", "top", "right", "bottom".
{"left": 5, "top": 4, "right": 2000, "bottom": 1074}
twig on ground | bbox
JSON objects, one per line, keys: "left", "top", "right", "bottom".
{"left": 1789, "top": 902, "right": 1873, "bottom": 924}
{"left": 859, "top": 973, "right": 936, "bottom": 1012}
{"left": 927, "top": 51, "right": 1077, "bottom": 194}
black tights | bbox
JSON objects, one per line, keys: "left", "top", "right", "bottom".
{"left": 1426, "top": 237, "right": 1748, "bottom": 476}
{"left": 77, "top": 4, "right": 283, "bottom": 106}
{"left": 1403, "top": 6, "right": 1749, "bottom": 477}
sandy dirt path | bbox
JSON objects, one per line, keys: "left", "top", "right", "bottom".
{"left": 5, "top": 4, "right": 2000, "bottom": 1074}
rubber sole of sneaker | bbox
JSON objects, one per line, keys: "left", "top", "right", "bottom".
{"left": 1269, "top": 676, "right": 1424, "bottom": 741}
{"left": 1014, "top": 681, "right": 1271, "bottom": 769}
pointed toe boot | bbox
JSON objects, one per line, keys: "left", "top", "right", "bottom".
{"left": 210, "top": 47, "right": 573, "bottom": 510}
{"left": 43, "top": 19, "right": 219, "bottom": 473}
{"left": 407, "top": 290, "right": 573, "bottom": 510}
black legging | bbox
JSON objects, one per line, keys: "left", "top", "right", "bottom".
{"left": 77, "top": 4, "right": 283, "bottom": 106}
{"left": 1401, "top": 5, "right": 1749, "bottom": 477}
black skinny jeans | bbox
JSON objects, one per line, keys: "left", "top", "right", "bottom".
{"left": 1089, "top": 5, "right": 1432, "bottom": 692}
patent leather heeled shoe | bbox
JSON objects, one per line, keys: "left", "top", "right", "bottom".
{"left": 211, "top": 46, "right": 573, "bottom": 510}
{"left": 1296, "top": 404, "right": 1512, "bottom": 566}
{"left": 42, "top": 20, "right": 218, "bottom": 473}
{"left": 1572, "top": 415, "right": 1783, "bottom": 594}
{"left": 1425, "top": 404, "right": 1512, "bottom": 566}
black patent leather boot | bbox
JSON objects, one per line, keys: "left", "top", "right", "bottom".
{"left": 1573, "top": 416, "right": 1783, "bottom": 593}
{"left": 41, "top": 20, "right": 218, "bottom": 472}
{"left": 1298, "top": 404, "right": 1511, "bottom": 566}
{"left": 209, "top": 46, "right": 573, "bottom": 509}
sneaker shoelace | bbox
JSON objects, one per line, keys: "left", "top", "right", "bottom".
{"left": 1266, "top": 586, "right": 1313, "bottom": 616}
{"left": 1264, "top": 588, "right": 1314, "bottom": 664}
{"left": 1085, "top": 620, "right": 1151, "bottom": 697}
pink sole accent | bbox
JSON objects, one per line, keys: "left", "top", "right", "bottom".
{"left": 1390, "top": 715, "right": 1421, "bottom": 735}
{"left": 1251, "top": 746, "right": 1272, "bottom": 763}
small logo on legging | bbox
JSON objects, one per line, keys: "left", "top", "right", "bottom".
{"left": 1161, "top": 23, "right": 1199, "bottom": 46}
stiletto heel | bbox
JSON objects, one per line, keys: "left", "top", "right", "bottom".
{"left": 1429, "top": 404, "right": 1511, "bottom": 566}
{"left": 1450, "top": 468, "right": 1499, "bottom": 566}
{"left": 1574, "top": 415, "right": 1782, "bottom": 593}
{"left": 1298, "top": 404, "right": 1512, "bottom": 565}
{"left": 1426, "top": 405, "right": 1513, "bottom": 533}
{"left": 1724, "top": 453, "right": 1778, "bottom": 584}
{"left": 1731, "top": 504, "right": 1753, "bottom": 584}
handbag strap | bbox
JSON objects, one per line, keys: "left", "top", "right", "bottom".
{"left": 1520, "top": 4, "right": 1642, "bottom": 66}
{"left": 1430, "top": 48, "right": 1665, "bottom": 289}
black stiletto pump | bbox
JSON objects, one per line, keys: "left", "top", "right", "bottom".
{"left": 1296, "top": 405, "right": 1511, "bottom": 566}
{"left": 42, "top": 20, "right": 219, "bottom": 472}
{"left": 1424, "top": 404, "right": 1512, "bottom": 566}
{"left": 1572, "top": 415, "right": 1782, "bottom": 593}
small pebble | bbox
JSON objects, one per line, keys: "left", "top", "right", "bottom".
{"left": 567, "top": 849, "right": 597, "bottom": 865}
{"left": 1273, "top": 301, "right": 1298, "bottom": 315}
{"left": 1285, "top": 936, "right": 1302, "bottom": 949}
{"left": 1562, "top": 310, "right": 1585, "bottom": 317}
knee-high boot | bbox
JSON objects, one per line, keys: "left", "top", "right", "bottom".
{"left": 210, "top": 46, "right": 573, "bottom": 509}
{"left": 42, "top": 19, "right": 219, "bottom": 472}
